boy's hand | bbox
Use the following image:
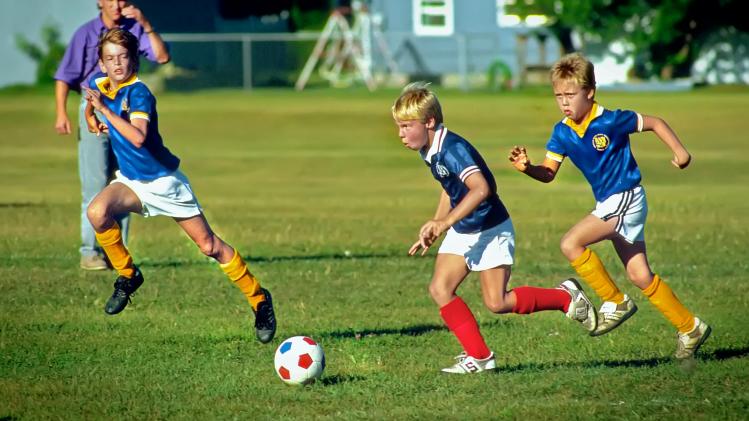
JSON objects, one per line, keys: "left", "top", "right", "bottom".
{"left": 84, "top": 88, "right": 105, "bottom": 113}
{"left": 508, "top": 146, "right": 530, "bottom": 172}
{"left": 408, "top": 219, "right": 449, "bottom": 256}
{"left": 672, "top": 151, "right": 691, "bottom": 169}
{"left": 408, "top": 239, "right": 431, "bottom": 256}
{"left": 85, "top": 111, "right": 102, "bottom": 135}
{"left": 419, "top": 219, "right": 449, "bottom": 241}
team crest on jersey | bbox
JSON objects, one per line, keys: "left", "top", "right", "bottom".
{"left": 592, "top": 134, "right": 609, "bottom": 151}
{"left": 435, "top": 162, "right": 449, "bottom": 178}
{"left": 120, "top": 98, "right": 129, "bottom": 112}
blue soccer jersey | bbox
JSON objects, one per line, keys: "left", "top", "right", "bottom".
{"left": 545, "top": 103, "right": 643, "bottom": 202}
{"left": 89, "top": 73, "right": 179, "bottom": 181}
{"left": 420, "top": 126, "right": 509, "bottom": 234}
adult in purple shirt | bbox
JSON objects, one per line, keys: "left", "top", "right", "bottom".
{"left": 54, "top": 0, "right": 169, "bottom": 270}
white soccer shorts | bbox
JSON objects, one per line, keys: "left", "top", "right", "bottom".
{"left": 591, "top": 185, "right": 647, "bottom": 243}
{"left": 438, "top": 218, "right": 515, "bottom": 271}
{"left": 111, "top": 169, "right": 203, "bottom": 218}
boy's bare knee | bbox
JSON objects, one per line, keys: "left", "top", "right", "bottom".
{"left": 86, "top": 202, "right": 107, "bottom": 230}
{"left": 629, "top": 269, "right": 654, "bottom": 288}
{"left": 484, "top": 298, "right": 510, "bottom": 314}
{"left": 428, "top": 282, "right": 451, "bottom": 304}
{"left": 559, "top": 235, "right": 582, "bottom": 260}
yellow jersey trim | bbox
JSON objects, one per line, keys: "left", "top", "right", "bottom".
{"left": 130, "top": 111, "right": 150, "bottom": 121}
{"left": 94, "top": 74, "right": 140, "bottom": 100}
{"left": 546, "top": 151, "right": 564, "bottom": 162}
{"left": 563, "top": 102, "right": 603, "bottom": 138}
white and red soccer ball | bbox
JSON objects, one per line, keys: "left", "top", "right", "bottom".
{"left": 274, "top": 336, "right": 325, "bottom": 385}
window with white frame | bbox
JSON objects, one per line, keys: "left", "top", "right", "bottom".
{"left": 413, "top": 0, "right": 454, "bottom": 36}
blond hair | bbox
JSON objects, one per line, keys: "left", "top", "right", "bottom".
{"left": 391, "top": 81, "right": 443, "bottom": 124}
{"left": 550, "top": 53, "right": 596, "bottom": 89}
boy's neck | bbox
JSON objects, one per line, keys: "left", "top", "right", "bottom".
{"left": 426, "top": 123, "right": 443, "bottom": 149}
{"left": 573, "top": 102, "right": 596, "bottom": 125}
{"left": 105, "top": 73, "right": 136, "bottom": 92}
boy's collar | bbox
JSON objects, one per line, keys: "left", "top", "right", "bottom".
{"left": 94, "top": 73, "right": 139, "bottom": 99}
{"left": 563, "top": 102, "right": 604, "bottom": 138}
{"left": 421, "top": 124, "right": 447, "bottom": 164}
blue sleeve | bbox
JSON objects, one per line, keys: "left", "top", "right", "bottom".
{"left": 128, "top": 85, "right": 155, "bottom": 120}
{"left": 615, "top": 109, "right": 642, "bottom": 135}
{"left": 88, "top": 71, "right": 107, "bottom": 91}
{"left": 545, "top": 125, "right": 567, "bottom": 161}
{"left": 445, "top": 141, "right": 481, "bottom": 183}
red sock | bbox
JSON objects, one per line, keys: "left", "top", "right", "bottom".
{"left": 440, "top": 297, "right": 491, "bottom": 359}
{"left": 512, "top": 286, "right": 571, "bottom": 314}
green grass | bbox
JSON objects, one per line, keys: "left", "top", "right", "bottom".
{"left": 1, "top": 86, "right": 748, "bottom": 420}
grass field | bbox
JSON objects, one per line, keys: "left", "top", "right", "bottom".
{"left": 1, "top": 85, "right": 748, "bottom": 420}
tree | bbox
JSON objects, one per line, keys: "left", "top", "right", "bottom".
{"left": 506, "top": 0, "right": 748, "bottom": 79}
{"left": 15, "top": 23, "right": 66, "bottom": 85}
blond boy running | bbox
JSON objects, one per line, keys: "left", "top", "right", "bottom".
{"left": 508, "top": 53, "right": 710, "bottom": 359}
{"left": 393, "top": 82, "right": 598, "bottom": 374}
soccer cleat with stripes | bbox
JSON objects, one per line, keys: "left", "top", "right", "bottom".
{"left": 441, "top": 352, "right": 496, "bottom": 374}
{"left": 675, "top": 317, "right": 711, "bottom": 359}
{"left": 591, "top": 294, "right": 637, "bottom": 337}
{"left": 559, "top": 278, "right": 598, "bottom": 333}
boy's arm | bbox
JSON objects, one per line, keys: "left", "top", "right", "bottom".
{"left": 508, "top": 146, "right": 560, "bottom": 182}
{"left": 433, "top": 190, "right": 451, "bottom": 220}
{"left": 409, "top": 190, "right": 451, "bottom": 256}
{"left": 641, "top": 115, "right": 691, "bottom": 169}
{"left": 410, "top": 172, "right": 490, "bottom": 256}
{"left": 83, "top": 100, "right": 108, "bottom": 136}
{"left": 438, "top": 172, "right": 490, "bottom": 229}
{"left": 85, "top": 88, "right": 147, "bottom": 147}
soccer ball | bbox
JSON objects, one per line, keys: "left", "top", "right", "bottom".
{"left": 274, "top": 336, "right": 325, "bottom": 385}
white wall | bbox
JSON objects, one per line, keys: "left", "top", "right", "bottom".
{"left": 1, "top": 0, "right": 93, "bottom": 87}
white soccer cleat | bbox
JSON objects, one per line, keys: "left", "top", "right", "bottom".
{"left": 440, "top": 352, "right": 497, "bottom": 374}
{"left": 675, "top": 317, "right": 712, "bottom": 360}
{"left": 591, "top": 294, "right": 638, "bottom": 337}
{"left": 559, "top": 278, "right": 598, "bottom": 333}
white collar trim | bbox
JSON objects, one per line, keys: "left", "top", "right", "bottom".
{"left": 423, "top": 124, "right": 447, "bottom": 164}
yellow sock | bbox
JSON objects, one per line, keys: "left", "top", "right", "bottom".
{"left": 220, "top": 249, "right": 265, "bottom": 310}
{"left": 95, "top": 222, "right": 135, "bottom": 278}
{"left": 570, "top": 248, "right": 624, "bottom": 303}
{"left": 642, "top": 274, "right": 695, "bottom": 333}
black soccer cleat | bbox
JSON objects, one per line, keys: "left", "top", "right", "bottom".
{"left": 253, "top": 288, "right": 276, "bottom": 344}
{"left": 104, "top": 267, "right": 144, "bottom": 315}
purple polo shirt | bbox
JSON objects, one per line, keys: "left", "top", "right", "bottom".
{"left": 54, "top": 15, "right": 159, "bottom": 92}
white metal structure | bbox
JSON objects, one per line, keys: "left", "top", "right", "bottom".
{"left": 295, "top": 2, "right": 398, "bottom": 91}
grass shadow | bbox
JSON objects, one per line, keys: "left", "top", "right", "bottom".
{"left": 311, "top": 323, "right": 447, "bottom": 340}
{"left": 318, "top": 374, "right": 367, "bottom": 386}
{"left": 0, "top": 202, "right": 45, "bottom": 208}
{"left": 705, "top": 346, "right": 749, "bottom": 361}
{"left": 141, "top": 252, "right": 402, "bottom": 268}
{"left": 496, "top": 345, "right": 749, "bottom": 374}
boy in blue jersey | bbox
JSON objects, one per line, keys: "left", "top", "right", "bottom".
{"left": 83, "top": 28, "right": 276, "bottom": 343}
{"left": 393, "top": 82, "right": 598, "bottom": 374}
{"left": 508, "top": 53, "right": 710, "bottom": 359}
